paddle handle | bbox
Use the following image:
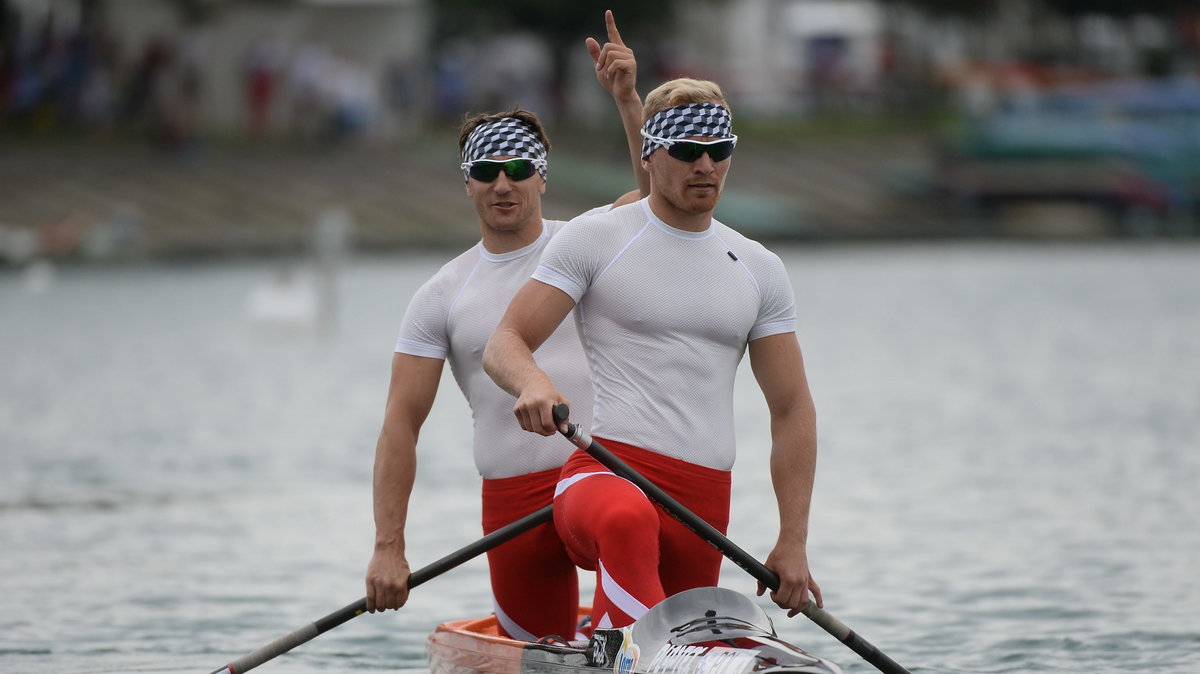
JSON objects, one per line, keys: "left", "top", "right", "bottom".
{"left": 550, "top": 404, "right": 911, "bottom": 674}
{"left": 209, "top": 504, "right": 555, "bottom": 674}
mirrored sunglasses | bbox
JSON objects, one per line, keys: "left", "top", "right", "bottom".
{"left": 460, "top": 158, "right": 545, "bottom": 182}
{"left": 643, "top": 131, "right": 738, "bottom": 163}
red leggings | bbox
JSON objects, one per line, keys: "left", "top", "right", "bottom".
{"left": 553, "top": 438, "right": 731, "bottom": 629}
{"left": 482, "top": 467, "right": 578, "bottom": 641}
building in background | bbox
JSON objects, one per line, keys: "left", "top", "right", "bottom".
{"left": 668, "top": 0, "right": 886, "bottom": 115}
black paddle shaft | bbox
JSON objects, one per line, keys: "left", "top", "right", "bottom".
{"left": 208, "top": 504, "right": 554, "bottom": 674}
{"left": 550, "top": 404, "right": 911, "bottom": 674}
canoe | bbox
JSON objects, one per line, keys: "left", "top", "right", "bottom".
{"left": 427, "top": 586, "right": 843, "bottom": 674}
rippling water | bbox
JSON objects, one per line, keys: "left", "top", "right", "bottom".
{"left": 2, "top": 243, "right": 1198, "bottom": 674}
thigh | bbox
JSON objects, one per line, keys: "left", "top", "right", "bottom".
{"left": 657, "top": 482, "right": 730, "bottom": 597}
{"left": 657, "top": 513, "right": 724, "bottom": 596}
{"left": 553, "top": 473, "right": 657, "bottom": 568}
{"left": 486, "top": 521, "right": 579, "bottom": 639}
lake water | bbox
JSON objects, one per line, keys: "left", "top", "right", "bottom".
{"left": 2, "top": 242, "right": 1198, "bottom": 674}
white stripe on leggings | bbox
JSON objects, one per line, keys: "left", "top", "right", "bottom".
{"left": 598, "top": 560, "right": 649, "bottom": 621}
{"left": 493, "top": 597, "right": 537, "bottom": 642}
{"left": 554, "top": 471, "right": 612, "bottom": 497}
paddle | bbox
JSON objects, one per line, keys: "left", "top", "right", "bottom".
{"left": 551, "top": 404, "right": 912, "bottom": 674}
{"left": 207, "top": 503, "right": 554, "bottom": 674}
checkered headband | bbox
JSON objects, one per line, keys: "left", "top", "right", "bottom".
{"left": 461, "top": 117, "right": 548, "bottom": 181}
{"left": 641, "top": 103, "right": 734, "bottom": 159}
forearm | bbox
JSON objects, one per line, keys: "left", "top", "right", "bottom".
{"left": 615, "top": 93, "right": 649, "bottom": 196}
{"left": 770, "top": 400, "right": 818, "bottom": 546}
{"left": 482, "top": 326, "right": 552, "bottom": 398}
{"left": 371, "top": 423, "right": 417, "bottom": 553}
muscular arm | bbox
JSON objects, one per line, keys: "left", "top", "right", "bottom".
{"left": 482, "top": 280, "right": 578, "bottom": 436}
{"left": 587, "top": 9, "right": 649, "bottom": 199}
{"left": 748, "top": 332, "right": 823, "bottom": 616}
{"left": 364, "top": 352, "right": 443, "bottom": 612}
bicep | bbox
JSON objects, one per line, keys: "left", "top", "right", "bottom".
{"left": 383, "top": 353, "right": 445, "bottom": 435}
{"left": 748, "top": 333, "right": 813, "bottom": 415}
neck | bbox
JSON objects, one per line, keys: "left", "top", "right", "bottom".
{"left": 647, "top": 192, "right": 714, "bottom": 233}
{"left": 480, "top": 218, "right": 544, "bottom": 254}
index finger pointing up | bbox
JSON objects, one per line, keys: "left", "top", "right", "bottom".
{"left": 605, "top": 9, "right": 625, "bottom": 47}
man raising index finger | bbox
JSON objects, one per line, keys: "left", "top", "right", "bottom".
{"left": 484, "top": 78, "right": 823, "bottom": 627}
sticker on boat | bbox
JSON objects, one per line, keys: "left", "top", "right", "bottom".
{"left": 643, "top": 644, "right": 757, "bottom": 674}
{"left": 615, "top": 628, "right": 640, "bottom": 673}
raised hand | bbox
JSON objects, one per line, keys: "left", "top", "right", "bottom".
{"left": 585, "top": 9, "right": 637, "bottom": 101}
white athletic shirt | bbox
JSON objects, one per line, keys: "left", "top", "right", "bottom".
{"left": 395, "top": 218, "right": 597, "bottom": 479}
{"left": 532, "top": 198, "right": 797, "bottom": 471}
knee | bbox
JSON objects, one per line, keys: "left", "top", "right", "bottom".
{"left": 592, "top": 493, "right": 659, "bottom": 544}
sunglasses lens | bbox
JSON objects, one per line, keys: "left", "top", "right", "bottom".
{"left": 666, "top": 140, "right": 734, "bottom": 163}
{"left": 504, "top": 159, "right": 536, "bottom": 180}
{"left": 667, "top": 142, "right": 705, "bottom": 162}
{"left": 468, "top": 162, "right": 503, "bottom": 181}
{"left": 468, "top": 159, "right": 538, "bottom": 182}
{"left": 706, "top": 141, "right": 735, "bottom": 162}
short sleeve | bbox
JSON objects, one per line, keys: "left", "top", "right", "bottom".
{"left": 394, "top": 280, "right": 450, "bottom": 358}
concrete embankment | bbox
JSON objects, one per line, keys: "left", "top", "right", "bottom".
{"left": 0, "top": 131, "right": 953, "bottom": 263}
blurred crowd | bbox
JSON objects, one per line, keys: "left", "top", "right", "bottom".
{"left": 0, "top": 4, "right": 416, "bottom": 151}
{"left": 0, "top": 7, "right": 200, "bottom": 148}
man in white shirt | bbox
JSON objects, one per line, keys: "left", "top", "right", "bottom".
{"left": 483, "top": 78, "right": 823, "bottom": 630}
{"left": 364, "top": 12, "right": 649, "bottom": 642}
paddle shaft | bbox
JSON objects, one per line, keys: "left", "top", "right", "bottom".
{"left": 208, "top": 503, "right": 554, "bottom": 674}
{"left": 551, "top": 404, "right": 911, "bottom": 674}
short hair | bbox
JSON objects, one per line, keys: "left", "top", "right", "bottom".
{"left": 642, "top": 78, "right": 731, "bottom": 123}
{"left": 457, "top": 108, "right": 552, "bottom": 157}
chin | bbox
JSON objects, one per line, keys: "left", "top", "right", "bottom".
{"left": 687, "top": 195, "right": 720, "bottom": 213}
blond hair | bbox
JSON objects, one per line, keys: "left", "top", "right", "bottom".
{"left": 642, "top": 78, "right": 730, "bottom": 123}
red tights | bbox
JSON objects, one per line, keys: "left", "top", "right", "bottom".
{"left": 482, "top": 467, "right": 578, "bottom": 640}
{"left": 553, "top": 438, "right": 731, "bottom": 629}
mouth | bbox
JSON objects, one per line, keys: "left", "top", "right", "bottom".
{"left": 492, "top": 201, "right": 519, "bottom": 210}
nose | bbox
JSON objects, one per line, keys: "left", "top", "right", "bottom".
{"left": 491, "top": 173, "right": 514, "bottom": 192}
{"left": 692, "top": 152, "right": 716, "bottom": 173}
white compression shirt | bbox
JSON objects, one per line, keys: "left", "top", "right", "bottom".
{"left": 532, "top": 198, "right": 797, "bottom": 470}
{"left": 395, "top": 218, "right": 596, "bottom": 479}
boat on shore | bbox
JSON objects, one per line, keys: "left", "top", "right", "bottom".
{"left": 428, "top": 586, "right": 843, "bottom": 674}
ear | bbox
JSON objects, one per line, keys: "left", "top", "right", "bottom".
{"left": 539, "top": 177, "right": 547, "bottom": 195}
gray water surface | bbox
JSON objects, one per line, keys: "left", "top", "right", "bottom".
{"left": 2, "top": 243, "right": 1197, "bottom": 673}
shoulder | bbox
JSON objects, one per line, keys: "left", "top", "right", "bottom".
{"left": 411, "top": 244, "right": 482, "bottom": 302}
{"left": 714, "top": 221, "right": 791, "bottom": 288}
{"left": 568, "top": 199, "right": 645, "bottom": 231}
{"left": 546, "top": 202, "right": 645, "bottom": 254}
{"left": 715, "top": 221, "right": 779, "bottom": 264}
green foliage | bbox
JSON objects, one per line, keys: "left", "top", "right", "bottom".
{"left": 433, "top": 0, "right": 674, "bottom": 45}
{"left": 878, "top": 0, "right": 1192, "bottom": 17}
{"left": 875, "top": 0, "right": 1004, "bottom": 18}
{"left": 1041, "top": 0, "right": 1193, "bottom": 16}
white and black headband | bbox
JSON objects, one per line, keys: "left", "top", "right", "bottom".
{"left": 461, "top": 117, "right": 548, "bottom": 181}
{"left": 641, "top": 102, "right": 734, "bottom": 159}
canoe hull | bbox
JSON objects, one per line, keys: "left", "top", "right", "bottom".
{"left": 427, "top": 588, "right": 843, "bottom": 674}
{"left": 428, "top": 612, "right": 592, "bottom": 674}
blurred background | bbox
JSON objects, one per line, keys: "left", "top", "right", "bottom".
{"left": 2, "top": 0, "right": 1199, "bottom": 265}
{"left": 4, "top": 4, "right": 1200, "bottom": 673}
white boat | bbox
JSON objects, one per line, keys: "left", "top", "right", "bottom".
{"left": 427, "top": 586, "right": 843, "bottom": 674}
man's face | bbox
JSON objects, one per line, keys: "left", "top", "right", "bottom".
{"left": 465, "top": 156, "right": 546, "bottom": 233}
{"left": 645, "top": 138, "right": 731, "bottom": 218}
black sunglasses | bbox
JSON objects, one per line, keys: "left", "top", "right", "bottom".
{"left": 460, "top": 158, "right": 545, "bottom": 182}
{"left": 665, "top": 139, "right": 737, "bottom": 162}
{"left": 643, "top": 131, "right": 738, "bottom": 163}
